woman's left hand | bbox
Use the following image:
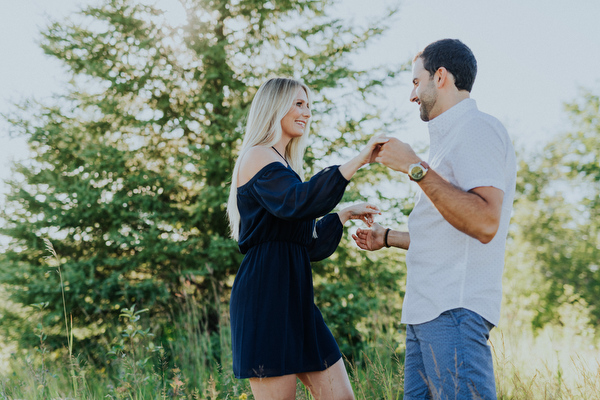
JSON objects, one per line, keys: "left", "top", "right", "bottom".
{"left": 338, "top": 203, "right": 381, "bottom": 226}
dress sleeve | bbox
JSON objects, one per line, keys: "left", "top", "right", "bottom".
{"left": 251, "top": 164, "right": 349, "bottom": 221}
{"left": 307, "top": 214, "right": 343, "bottom": 262}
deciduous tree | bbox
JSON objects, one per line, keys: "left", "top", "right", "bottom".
{"left": 515, "top": 90, "right": 600, "bottom": 327}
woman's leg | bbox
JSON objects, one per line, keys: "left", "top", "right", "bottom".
{"left": 297, "top": 358, "right": 355, "bottom": 400}
{"left": 249, "top": 374, "right": 297, "bottom": 400}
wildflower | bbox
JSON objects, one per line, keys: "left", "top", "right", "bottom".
{"left": 170, "top": 376, "right": 185, "bottom": 390}
{"left": 239, "top": 394, "right": 248, "bottom": 400}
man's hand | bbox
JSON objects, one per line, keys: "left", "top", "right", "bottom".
{"left": 369, "top": 144, "right": 383, "bottom": 164}
{"left": 339, "top": 135, "right": 389, "bottom": 180}
{"left": 355, "top": 135, "right": 390, "bottom": 166}
{"left": 352, "top": 222, "right": 387, "bottom": 251}
{"left": 375, "top": 137, "right": 421, "bottom": 173}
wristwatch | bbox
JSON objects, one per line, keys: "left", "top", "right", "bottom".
{"left": 408, "top": 161, "right": 430, "bottom": 182}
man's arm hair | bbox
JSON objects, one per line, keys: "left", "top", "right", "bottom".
{"left": 416, "top": 169, "right": 503, "bottom": 244}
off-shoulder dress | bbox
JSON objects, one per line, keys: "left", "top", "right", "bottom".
{"left": 230, "top": 161, "right": 349, "bottom": 379}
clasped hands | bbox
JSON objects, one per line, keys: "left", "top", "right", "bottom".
{"left": 348, "top": 135, "right": 422, "bottom": 251}
{"left": 340, "top": 209, "right": 391, "bottom": 251}
{"left": 368, "top": 135, "right": 422, "bottom": 174}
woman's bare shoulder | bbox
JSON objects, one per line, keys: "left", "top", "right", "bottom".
{"left": 237, "top": 146, "right": 286, "bottom": 187}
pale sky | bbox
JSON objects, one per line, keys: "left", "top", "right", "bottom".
{"left": 1, "top": 0, "right": 600, "bottom": 197}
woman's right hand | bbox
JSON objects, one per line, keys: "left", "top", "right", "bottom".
{"left": 338, "top": 135, "right": 389, "bottom": 180}
{"left": 356, "top": 135, "right": 390, "bottom": 167}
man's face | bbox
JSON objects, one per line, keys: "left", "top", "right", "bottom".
{"left": 410, "top": 57, "right": 438, "bottom": 122}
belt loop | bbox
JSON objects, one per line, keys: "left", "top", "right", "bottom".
{"left": 448, "top": 308, "right": 459, "bottom": 327}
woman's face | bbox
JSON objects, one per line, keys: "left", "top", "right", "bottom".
{"left": 281, "top": 87, "right": 311, "bottom": 140}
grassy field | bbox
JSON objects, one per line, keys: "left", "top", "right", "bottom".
{"left": 2, "top": 243, "right": 600, "bottom": 399}
{"left": 1, "top": 302, "right": 599, "bottom": 400}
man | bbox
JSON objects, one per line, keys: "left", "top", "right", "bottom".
{"left": 353, "top": 39, "right": 516, "bottom": 399}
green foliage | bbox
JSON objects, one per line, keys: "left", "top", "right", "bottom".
{"left": 349, "top": 342, "right": 404, "bottom": 400}
{"left": 312, "top": 153, "right": 412, "bottom": 357}
{"left": 314, "top": 233, "right": 406, "bottom": 356}
{"left": 0, "top": 304, "right": 252, "bottom": 399}
{"left": 0, "top": 0, "right": 407, "bottom": 363}
{"left": 5, "top": 305, "right": 600, "bottom": 399}
{"left": 514, "top": 90, "right": 600, "bottom": 327}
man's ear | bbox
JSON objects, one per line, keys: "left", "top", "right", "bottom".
{"left": 434, "top": 67, "right": 453, "bottom": 89}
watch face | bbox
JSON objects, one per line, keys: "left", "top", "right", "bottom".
{"left": 410, "top": 165, "right": 424, "bottom": 180}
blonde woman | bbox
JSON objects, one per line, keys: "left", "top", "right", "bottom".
{"left": 227, "top": 77, "right": 387, "bottom": 399}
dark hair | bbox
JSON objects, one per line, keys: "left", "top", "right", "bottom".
{"left": 415, "top": 39, "right": 477, "bottom": 92}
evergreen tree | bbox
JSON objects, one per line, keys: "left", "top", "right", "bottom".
{"left": 0, "top": 0, "right": 407, "bottom": 362}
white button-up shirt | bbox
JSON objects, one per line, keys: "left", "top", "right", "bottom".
{"left": 402, "top": 98, "right": 516, "bottom": 326}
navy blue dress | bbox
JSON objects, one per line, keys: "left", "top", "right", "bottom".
{"left": 230, "top": 162, "right": 349, "bottom": 379}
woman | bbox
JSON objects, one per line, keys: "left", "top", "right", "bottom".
{"left": 227, "top": 77, "right": 387, "bottom": 399}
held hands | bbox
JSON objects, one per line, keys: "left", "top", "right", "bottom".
{"left": 352, "top": 222, "right": 387, "bottom": 251}
{"left": 344, "top": 137, "right": 420, "bottom": 252}
{"left": 369, "top": 144, "right": 383, "bottom": 164}
{"left": 375, "top": 137, "right": 421, "bottom": 173}
{"left": 338, "top": 135, "right": 389, "bottom": 180}
{"left": 356, "top": 135, "right": 390, "bottom": 167}
{"left": 338, "top": 203, "right": 381, "bottom": 226}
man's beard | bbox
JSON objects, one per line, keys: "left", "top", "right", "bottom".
{"left": 419, "top": 82, "right": 437, "bottom": 122}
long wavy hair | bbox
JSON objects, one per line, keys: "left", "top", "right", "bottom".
{"left": 227, "top": 77, "right": 312, "bottom": 240}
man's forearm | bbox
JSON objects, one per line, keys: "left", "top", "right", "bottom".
{"left": 416, "top": 169, "right": 502, "bottom": 244}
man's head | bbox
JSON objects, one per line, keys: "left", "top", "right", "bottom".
{"left": 417, "top": 39, "right": 477, "bottom": 92}
{"left": 410, "top": 39, "right": 477, "bottom": 121}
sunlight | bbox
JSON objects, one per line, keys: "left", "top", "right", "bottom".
{"left": 149, "top": 0, "right": 187, "bottom": 27}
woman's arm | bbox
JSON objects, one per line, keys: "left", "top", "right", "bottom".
{"left": 338, "top": 136, "right": 389, "bottom": 180}
{"left": 309, "top": 203, "right": 381, "bottom": 261}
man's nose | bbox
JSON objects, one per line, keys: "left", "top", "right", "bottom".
{"left": 410, "top": 88, "right": 418, "bottom": 103}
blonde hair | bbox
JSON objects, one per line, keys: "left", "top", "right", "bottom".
{"left": 227, "top": 77, "right": 312, "bottom": 240}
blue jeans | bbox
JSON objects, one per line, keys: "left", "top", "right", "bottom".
{"left": 403, "top": 308, "right": 496, "bottom": 400}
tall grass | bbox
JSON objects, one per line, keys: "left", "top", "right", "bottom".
{"left": 491, "top": 325, "right": 600, "bottom": 400}
{"left": 0, "top": 293, "right": 252, "bottom": 399}
{"left": 43, "top": 238, "right": 78, "bottom": 395}
{"left": 1, "top": 241, "right": 600, "bottom": 398}
{"left": 2, "top": 303, "right": 600, "bottom": 399}
{"left": 0, "top": 240, "right": 252, "bottom": 399}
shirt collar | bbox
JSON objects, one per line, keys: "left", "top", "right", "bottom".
{"left": 428, "top": 98, "right": 477, "bottom": 139}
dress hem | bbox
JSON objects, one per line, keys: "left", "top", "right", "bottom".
{"left": 234, "top": 354, "right": 343, "bottom": 380}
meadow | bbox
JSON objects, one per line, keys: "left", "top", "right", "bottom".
{"left": 1, "top": 1, "right": 599, "bottom": 398}
{"left": 1, "top": 262, "right": 599, "bottom": 400}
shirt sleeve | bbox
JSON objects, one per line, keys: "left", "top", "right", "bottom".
{"left": 307, "top": 214, "right": 344, "bottom": 262}
{"left": 251, "top": 164, "right": 350, "bottom": 221}
{"left": 449, "top": 117, "right": 508, "bottom": 192}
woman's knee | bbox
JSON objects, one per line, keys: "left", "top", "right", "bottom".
{"left": 249, "top": 374, "right": 297, "bottom": 400}
{"left": 298, "top": 359, "right": 355, "bottom": 400}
